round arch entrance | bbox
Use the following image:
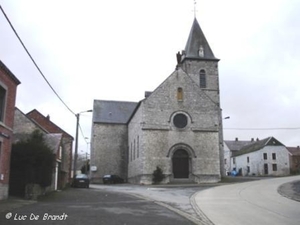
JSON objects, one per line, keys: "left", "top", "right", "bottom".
{"left": 172, "top": 149, "right": 189, "bottom": 178}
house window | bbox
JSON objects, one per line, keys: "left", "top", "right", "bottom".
{"left": 200, "top": 69, "right": 206, "bottom": 88}
{"left": 272, "top": 164, "right": 277, "bottom": 171}
{"left": 58, "top": 146, "right": 62, "bottom": 160}
{"left": 247, "top": 166, "right": 250, "bottom": 173}
{"left": 272, "top": 153, "right": 276, "bottom": 160}
{"left": 224, "top": 158, "right": 227, "bottom": 165}
{"left": 177, "top": 87, "right": 183, "bottom": 101}
{"left": 0, "top": 86, "right": 6, "bottom": 122}
{"left": 233, "top": 157, "right": 236, "bottom": 164}
{"left": 247, "top": 157, "right": 250, "bottom": 163}
{"left": 263, "top": 153, "right": 267, "bottom": 160}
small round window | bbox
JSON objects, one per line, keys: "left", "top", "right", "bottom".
{"left": 173, "top": 113, "right": 188, "bottom": 128}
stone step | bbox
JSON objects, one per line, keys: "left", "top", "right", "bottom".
{"left": 170, "top": 179, "right": 195, "bottom": 184}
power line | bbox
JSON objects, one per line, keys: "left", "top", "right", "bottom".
{"left": 0, "top": 5, "right": 76, "bottom": 116}
{"left": 224, "top": 127, "right": 300, "bottom": 131}
{"left": 79, "top": 123, "right": 89, "bottom": 144}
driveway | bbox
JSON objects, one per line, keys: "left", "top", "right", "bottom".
{"left": 194, "top": 175, "right": 300, "bottom": 225}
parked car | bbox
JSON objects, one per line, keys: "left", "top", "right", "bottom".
{"left": 103, "top": 175, "right": 124, "bottom": 184}
{"left": 72, "top": 174, "right": 89, "bottom": 188}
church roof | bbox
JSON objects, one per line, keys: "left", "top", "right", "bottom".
{"left": 93, "top": 100, "right": 138, "bottom": 124}
{"left": 183, "top": 18, "right": 218, "bottom": 61}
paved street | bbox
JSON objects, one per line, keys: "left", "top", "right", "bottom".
{"left": 194, "top": 175, "right": 300, "bottom": 225}
{"left": 0, "top": 187, "right": 196, "bottom": 225}
{"left": 1, "top": 176, "right": 299, "bottom": 225}
{"left": 90, "top": 183, "right": 216, "bottom": 224}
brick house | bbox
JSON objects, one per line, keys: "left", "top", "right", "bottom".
{"left": 286, "top": 146, "right": 300, "bottom": 174}
{"left": 90, "top": 18, "right": 223, "bottom": 184}
{"left": 0, "top": 61, "right": 21, "bottom": 200}
{"left": 26, "top": 109, "right": 73, "bottom": 187}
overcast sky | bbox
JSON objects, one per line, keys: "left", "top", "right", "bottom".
{"left": 1, "top": 0, "right": 300, "bottom": 156}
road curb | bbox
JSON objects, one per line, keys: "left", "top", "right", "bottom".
{"left": 128, "top": 193, "right": 204, "bottom": 225}
{"left": 190, "top": 192, "right": 214, "bottom": 225}
{"left": 278, "top": 180, "right": 300, "bottom": 202}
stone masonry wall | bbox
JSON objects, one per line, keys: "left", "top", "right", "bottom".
{"left": 91, "top": 123, "right": 128, "bottom": 183}
{"left": 127, "top": 68, "right": 221, "bottom": 184}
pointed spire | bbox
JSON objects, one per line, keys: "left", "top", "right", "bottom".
{"left": 183, "top": 18, "right": 218, "bottom": 61}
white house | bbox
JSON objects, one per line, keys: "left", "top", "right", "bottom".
{"left": 225, "top": 137, "right": 290, "bottom": 176}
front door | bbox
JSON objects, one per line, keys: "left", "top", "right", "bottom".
{"left": 264, "top": 163, "right": 268, "bottom": 175}
{"left": 172, "top": 149, "right": 189, "bottom": 178}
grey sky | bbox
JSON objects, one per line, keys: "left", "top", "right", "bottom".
{"left": 1, "top": 0, "right": 299, "bottom": 155}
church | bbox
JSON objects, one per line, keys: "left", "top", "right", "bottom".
{"left": 90, "top": 17, "right": 224, "bottom": 184}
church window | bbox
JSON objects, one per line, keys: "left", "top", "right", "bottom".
{"left": 173, "top": 113, "right": 188, "bottom": 129}
{"left": 200, "top": 69, "right": 206, "bottom": 88}
{"left": 198, "top": 45, "right": 204, "bottom": 57}
{"left": 130, "top": 142, "right": 132, "bottom": 162}
{"left": 137, "top": 136, "right": 139, "bottom": 158}
{"left": 133, "top": 139, "right": 136, "bottom": 160}
{"left": 177, "top": 87, "right": 183, "bottom": 101}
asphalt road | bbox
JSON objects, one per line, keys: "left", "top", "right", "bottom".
{"left": 0, "top": 187, "right": 196, "bottom": 225}
{"left": 195, "top": 176, "right": 300, "bottom": 225}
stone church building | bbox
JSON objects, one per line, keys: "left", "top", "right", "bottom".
{"left": 90, "top": 18, "right": 223, "bottom": 184}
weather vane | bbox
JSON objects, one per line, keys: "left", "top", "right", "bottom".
{"left": 193, "top": 0, "right": 198, "bottom": 18}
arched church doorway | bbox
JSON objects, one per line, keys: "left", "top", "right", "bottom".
{"left": 172, "top": 149, "right": 189, "bottom": 178}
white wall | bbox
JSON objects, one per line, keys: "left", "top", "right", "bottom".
{"left": 232, "top": 146, "right": 290, "bottom": 176}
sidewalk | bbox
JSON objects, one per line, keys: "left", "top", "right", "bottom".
{"left": 0, "top": 196, "right": 36, "bottom": 213}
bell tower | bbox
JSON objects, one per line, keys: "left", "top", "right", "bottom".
{"left": 178, "top": 17, "right": 224, "bottom": 177}
{"left": 179, "top": 18, "right": 220, "bottom": 105}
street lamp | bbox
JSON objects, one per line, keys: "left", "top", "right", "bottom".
{"left": 73, "top": 109, "right": 93, "bottom": 180}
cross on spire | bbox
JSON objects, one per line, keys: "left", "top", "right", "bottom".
{"left": 193, "top": 0, "right": 198, "bottom": 18}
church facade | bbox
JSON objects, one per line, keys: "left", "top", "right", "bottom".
{"left": 90, "top": 18, "right": 223, "bottom": 184}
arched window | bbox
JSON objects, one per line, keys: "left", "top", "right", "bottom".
{"left": 200, "top": 69, "right": 206, "bottom": 88}
{"left": 177, "top": 87, "right": 183, "bottom": 101}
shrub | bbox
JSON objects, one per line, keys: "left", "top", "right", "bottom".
{"left": 10, "top": 130, "right": 55, "bottom": 189}
{"left": 152, "top": 166, "right": 165, "bottom": 184}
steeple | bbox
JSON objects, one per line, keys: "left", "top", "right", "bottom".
{"left": 182, "top": 18, "right": 218, "bottom": 61}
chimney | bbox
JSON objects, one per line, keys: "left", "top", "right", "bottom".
{"left": 235, "top": 137, "right": 238, "bottom": 141}
{"left": 144, "top": 91, "right": 152, "bottom": 98}
{"left": 256, "top": 138, "right": 259, "bottom": 141}
{"left": 297, "top": 146, "right": 299, "bottom": 150}
{"left": 46, "top": 115, "right": 50, "bottom": 120}
{"left": 251, "top": 138, "right": 254, "bottom": 142}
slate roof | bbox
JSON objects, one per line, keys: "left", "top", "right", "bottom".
{"left": 234, "top": 137, "right": 284, "bottom": 157}
{"left": 286, "top": 147, "right": 300, "bottom": 156}
{"left": 13, "top": 133, "right": 62, "bottom": 154}
{"left": 183, "top": 18, "right": 218, "bottom": 61}
{"left": 93, "top": 100, "right": 138, "bottom": 124}
{"left": 45, "top": 133, "right": 63, "bottom": 154}
{"left": 224, "top": 140, "right": 254, "bottom": 152}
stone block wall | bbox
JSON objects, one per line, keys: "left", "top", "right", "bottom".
{"left": 91, "top": 123, "right": 128, "bottom": 183}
